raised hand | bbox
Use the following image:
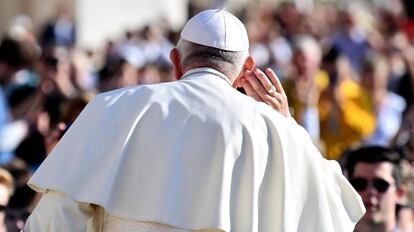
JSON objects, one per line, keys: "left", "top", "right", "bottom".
{"left": 240, "top": 68, "right": 290, "bottom": 117}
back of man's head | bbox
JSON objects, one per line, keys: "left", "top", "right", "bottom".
{"left": 176, "top": 39, "right": 246, "bottom": 77}
{"left": 174, "top": 9, "right": 249, "bottom": 80}
{"left": 346, "top": 146, "right": 403, "bottom": 188}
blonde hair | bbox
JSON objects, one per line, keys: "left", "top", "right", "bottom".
{"left": 0, "top": 168, "right": 14, "bottom": 197}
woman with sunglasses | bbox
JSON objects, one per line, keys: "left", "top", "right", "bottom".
{"left": 345, "top": 146, "right": 406, "bottom": 232}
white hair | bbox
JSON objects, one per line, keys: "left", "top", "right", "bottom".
{"left": 293, "top": 35, "right": 322, "bottom": 63}
{"left": 176, "top": 38, "right": 247, "bottom": 76}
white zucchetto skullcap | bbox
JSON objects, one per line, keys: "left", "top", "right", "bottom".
{"left": 180, "top": 9, "right": 249, "bottom": 52}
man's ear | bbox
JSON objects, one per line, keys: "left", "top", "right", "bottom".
{"left": 397, "top": 185, "right": 407, "bottom": 199}
{"left": 233, "top": 56, "right": 255, "bottom": 88}
{"left": 170, "top": 48, "right": 183, "bottom": 80}
{"left": 243, "top": 56, "right": 255, "bottom": 72}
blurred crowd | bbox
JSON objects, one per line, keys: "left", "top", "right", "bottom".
{"left": 0, "top": 0, "right": 414, "bottom": 231}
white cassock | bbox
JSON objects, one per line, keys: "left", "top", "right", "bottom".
{"left": 23, "top": 67, "right": 365, "bottom": 232}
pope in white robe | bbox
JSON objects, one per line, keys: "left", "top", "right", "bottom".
{"left": 22, "top": 9, "right": 365, "bottom": 232}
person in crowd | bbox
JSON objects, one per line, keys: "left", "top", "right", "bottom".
{"left": 0, "top": 38, "right": 29, "bottom": 165}
{"left": 283, "top": 35, "right": 328, "bottom": 144}
{"left": 40, "top": 6, "right": 76, "bottom": 48}
{"left": 395, "top": 157, "right": 414, "bottom": 232}
{"left": 330, "top": 9, "right": 371, "bottom": 73}
{"left": 387, "top": 32, "right": 414, "bottom": 112}
{"left": 345, "top": 146, "right": 405, "bottom": 232}
{"left": 0, "top": 168, "right": 14, "bottom": 232}
{"left": 319, "top": 56, "right": 375, "bottom": 159}
{"left": 360, "top": 54, "right": 406, "bottom": 145}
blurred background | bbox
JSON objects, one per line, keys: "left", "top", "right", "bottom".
{"left": 0, "top": 0, "right": 414, "bottom": 231}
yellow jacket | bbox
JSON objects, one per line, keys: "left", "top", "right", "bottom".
{"left": 319, "top": 79, "right": 375, "bottom": 160}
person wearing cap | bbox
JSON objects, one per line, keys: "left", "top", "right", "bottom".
{"left": 22, "top": 9, "right": 364, "bottom": 232}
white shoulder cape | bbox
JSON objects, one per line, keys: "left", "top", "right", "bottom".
{"left": 28, "top": 68, "right": 365, "bottom": 231}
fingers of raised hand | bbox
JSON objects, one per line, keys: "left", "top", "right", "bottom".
{"left": 263, "top": 68, "right": 289, "bottom": 106}
{"left": 250, "top": 68, "right": 291, "bottom": 117}
{"left": 252, "top": 69, "right": 278, "bottom": 97}
{"left": 265, "top": 68, "right": 285, "bottom": 95}
{"left": 262, "top": 93, "right": 285, "bottom": 110}
{"left": 245, "top": 70, "right": 273, "bottom": 101}
{"left": 240, "top": 77, "right": 261, "bottom": 101}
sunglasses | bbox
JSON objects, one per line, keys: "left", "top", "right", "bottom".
{"left": 0, "top": 205, "right": 5, "bottom": 212}
{"left": 350, "top": 177, "right": 392, "bottom": 193}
